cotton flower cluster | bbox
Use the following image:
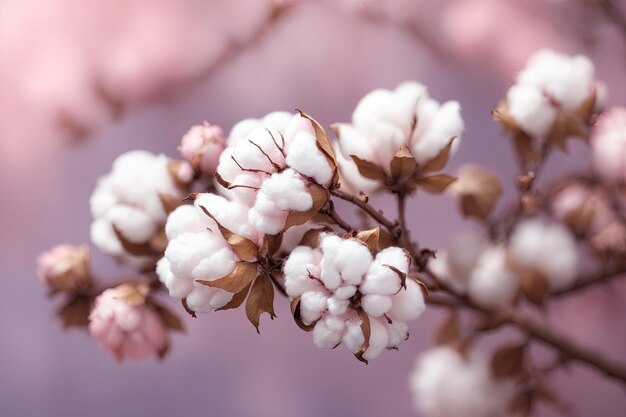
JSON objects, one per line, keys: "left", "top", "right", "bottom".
{"left": 431, "top": 219, "right": 577, "bottom": 307}
{"left": 216, "top": 111, "right": 334, "bottom": 234}
{"left": 90, "top": 150, "right": 191, "bottom": 267}
{"left": 502, "top": 49, "right": 603, "bottom": 140}
{"left": 178, "top": 123, "right": 226, "bottom": 176}
{"left": 334, "top": 81, "right": 464, "bottom": 192}
{"left": 591, "top": 107, "right": 626, "bottom": 183}
{"left": 283, "top": 233, "right": 426, "bottom": 361}
{"left": 36, "top": 244, "right": 91, "bottom": 292}
{"left": 89, "top": 285, "right": 168, "bottom": 362}
{"left": 410, "top": 346, "right": 513, "bottom": 417}
{"left": 156, "top": 193, "right": 265, "bottom": 313}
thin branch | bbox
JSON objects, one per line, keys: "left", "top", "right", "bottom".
{"left": 551, "top": 266, "right": 626, "bottom": 297}
{"left": 321, "top": 200, "right": 356, "bottom": 233}
{"left": 330, "top": 188, "right": 398, "bottom": 235}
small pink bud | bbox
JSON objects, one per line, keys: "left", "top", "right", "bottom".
{"left": 88, "top": 285, "right": 168, "bottom": 362}
{"left": 178, "top": 123, "right": 226, "bottom": 176}
{"left": 37, "top": 244, "right": 92, "bottom": 293}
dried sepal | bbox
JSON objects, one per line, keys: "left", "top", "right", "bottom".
{"left": 148, "top": 229, "right": 168, "bottom": 254}
{"left": 520, "top": 271, "right": 550, "bottom": 306}
{"left": 258, "top": 234, "right": 283, "bottom": 258}
{"left": 421, "top": 138, "right": 455, "bottom": 173}
{"left": 112, "top": 225, "right": 162, "bottom": 257}
{"left": 214, "top": 172, "right": 232, "bottom": 189}
{"left": 491, "top": 343, "right": 527, "bottom": 380}
{"left": 198, "top": 205, "right": 258, "bottom": 262}
{"left": 284, "top": 184, "right": 329, "bottom": 230}
{"left": 245, "top": 274, "right": 276, "bottom": 333}
{"left": 390, "top": 144, "right": 417, "bottom": 179}
{"left": 113, "top": 281, "right": 150, "bottom": 306}
{"left": 217, "top": 282, "right": 252, "bottom": 311}
{"left": 290, "top": 296, "right": 317, "bottom": 332}
{"left": 181, "top": 298, "right": 197, "bottom": 318}
{"left": 493, "top": 102, "right": 538, "bottom": 166}
{"left": 354, "top": 309, "right": 371, "bottom": 364}
{"left": 417, "top": 174, "right": 457, "bottom": 194}
{"left": 56, "top": 294, "right": 92, "bottom": 328}
{"left": 196, "top": 262, "right": 258, "bottom": 293}
{"left": 385, "top": 264, "right": 407, "bottom": 290}
{"left": 435, "top": 311, "right": 460, "bottom": 345}
{"left": 151, "top": 301, "right": 185, "bottom": 332}
{"left": 452, "top": 166, "right": 503, "bottom": 220}
{"left": 159, "top": 193, "right": 182, "bottom": 215}
{"left": 355, "top": 226, "right": 381, "bottom": 252}
{"left": 299, "top": 226, "right": 332, "bottom": 248}
{"left": 350, "top": 155, "right": 387, "bottom": 181}
{"left": 296, "top": 109, "right": 338, "bottom": 186}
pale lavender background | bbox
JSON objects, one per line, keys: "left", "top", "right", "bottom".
{"left": 1, "top": 2, "right": 626, "bottom": 417}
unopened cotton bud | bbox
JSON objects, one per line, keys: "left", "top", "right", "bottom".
{"left": 178, "top": 124, "right": 226, "bottom": 176}
{"left": 37, "top": 244, "right": 92, "bottom": 292}
{"left": 449, "top": 165, "right": 502, "bottom": 219}
{"left": 88, "top": 286, "right": 168, "bottom": 362}
{"left": 591, "top": 107, "right": 626, "bottom": 182}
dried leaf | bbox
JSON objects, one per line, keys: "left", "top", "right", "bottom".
{"left": 113, "top": 226, "right": 161, "bottom": 257}
{"left": 417, "top": 174, "right": 457, "bottom": 194}
{"left": 575, "top": 89, "right": 597, "bottom": 121}
{"left": 258, "top": 234, "right": 283, "bottom": 258}
{"left": 354, "top": 310, "right": 371, "bottom": 364}
{"left": 148, "top": 229, "right": 168, "bottom": 254}
{"left": 167, "top": 160, "right": 191, "bottom": 189}
{"left": 299, "top": 226, "right": 332, "bottom": 248}
{"left": 355, "top": 226, "right": 381, "bottom": 252}
{"left": 390, "top": 144, "right": 417, "bottom": 179}
{"left": 290, "top": 296, "right": 317, "bottom": 331}
{"left": 181, "top": 298, "right": 197, "bottom": 318}
{"left": 217, "top": 282, "right": 252, "bottom": 311}
{"left": 350, "top": 155, "right": 387, "bottom": 181}
{"left": 198, "top": 205, "right": 258, "bottom": 262}
{"left": 57, "top": 294, "right": 92, "bottom": 328}
{"left": 159, "top": 193, "right": 182, "bottom": 215}
{"left": 521, "top": 271, "right": 550, "bottom": 306}
{"left": 491, "top": 343, "right": 526, "bottom": 379}
{"left": 422, "top": 138, "right": 455, "bottom": 173}
{"left": 196, "top": 262, "right": 258, "bottom": 293}
{"left": 152, "top": 302, "right": 185, "bottom": 332}
{"left": 284, "top": 184, "right": 329, "bottom": 230}
{"left": 435, "top": 312, "right": 460, "bottom": 345}
{"left": 245, "top": 274, "right": 276, "bottom": 333}
{"left": 513, "top": 133, "right": 538, "bottom": 166}
{"left": 296, "top": 110, "right": 338, "bottom": 185}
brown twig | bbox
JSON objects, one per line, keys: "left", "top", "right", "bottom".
{"left": 330, "top": 188, "right": 398, "bottom": 235}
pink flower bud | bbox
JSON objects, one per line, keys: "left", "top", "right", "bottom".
{"left": 36, "top": 244, "right": 92, "bottom": 293}
{"left": 88, "top": 285, "right": 168, "bottom": 362}
{"left": 178, "top": 124, "right": 226, "bottom": 175}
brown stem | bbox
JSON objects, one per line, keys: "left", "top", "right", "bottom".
{"left": 396, "top": 191, "right": 411, "bottom": 247}
{"left": 330, "top": 188, "right": 398, "bottom": 235}
{"left": 551, "top": 266, "right": 626, "bottom": 298}
{"left": 322, "top": 200, "right": 356, "bottom": 233}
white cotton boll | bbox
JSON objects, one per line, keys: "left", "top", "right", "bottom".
{"left": 107, "top": 205, "right": 157, "bottom": 244}
{"left": 283, "top": 246, "right": 324, "bottom": 298}
{"left": 388, "top": 279, "right": 426, "bottom": 322}
{"left": 300, "top": 291, "right": 328, "bottom": 324}
{"left": 430, "top": 233, "right": 489, "bottom": 293}
{"left": 89, "top": 180, "right": 117, "bottom": 219}
{"left": 326, "top": 295, "right": 350, "bottom": 316}
{"left": 412, "top": 100, "right": 464, "bottom": 165}
{"left": 185, "top": 284, "right": 233, "bottom": 313}
{"left": 194, "top": 193, "right": 261, "bottom": 243}
{"left": 361, "top": 246, "right": 407, "bottom": 295}
{"left": 156, "top": 257, "right": 193, "bottom": 299}
{"left": 334, "top": 124, "right": 377, "bottom": 167}
{"left": 362, "top": 317, "right": 389, "bottom": 361}
{"left": 227, "top": 111, "right": 293, "bottom": 147}
{"left": 333, "top": 142, "right": 380, "bottom": 194}
{"left": 320, "top": 234, "right": 372, "bottom": 289}
{"left": 91, "top": 218, "right": 123, "bottom": 255}
{"left": 468, "top": 246, "right": 519, "bottom": 309}
{"left": 518, "top": 50, "right": 594, "bottom": 111}
{"left": 164, "top": 205, "right": 206, "bottom": 240}
{"left": 312, "top": 316, "right": 346, "bottom": 349}
{"left": 334, "top": 285, "right": 358, "bottom": 300}
{"left": 362, "top": 294, "right": 392, "bottom": 317}
{"left": 342, "top": 317, "right": 365, "bottom": 352}
{"left": 506, "top": 83, "right": 557, "bottom": 139}
{"left": 410, "top": 346, "right": 513, "bottom": 417}
{"left": 509, "top": 219, "right": 577, "bottom": 290}
{"left": 249, "top": 169, "right": 313, "bottom": 235}
{"left": 193, "top": 246, "right": 239, "bottom": 281}
{"left": 286, "top": 131, "right": 333, "bottom": 185}
{"left": 386, "top": 321, "right": 409, "bottom": 349}
{"left": 156, "top": 257, "right": 174, "bottom": 289}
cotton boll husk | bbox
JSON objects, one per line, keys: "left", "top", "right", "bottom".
{"left": 410, "top": 346, "right": 513, "bottom": 417}
{"left": 312, "top": 316, "right": 346, "bottom": 349}
{"left": 506, "top": 83, "right": 557, "bottom": 139}
{"left": 164, "top": 205, "right": 206, "bottom": 241}
{"left": 227, "top": 111, "right": 293, "bottom": 147}
{"left": 387, "top": 279, "right": 426, "bottom": 322}
{"left": 283, "top": 246, "right": 324, "bottom": 298}
{"left": 468, "top": 246, "right": 519, "bottom": 309}
{"left": 320, "top": 234, "right": 372, "bottom": 289}
{"left": 509, "top": 219, "right": 577, "bottom": 290}
{"left": 361, "top": 246, "right": 407, "bottom": 295}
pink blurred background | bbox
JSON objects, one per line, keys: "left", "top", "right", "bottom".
{"left": 1, "top": 0, "right": 626, "bottom": 416}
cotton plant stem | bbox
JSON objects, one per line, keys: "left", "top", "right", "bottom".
{"left": 329, "top": 188, "right": 398, "bottom": 235}
{"left": 550, "top": 266, "right": 626, "bottom": 298}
